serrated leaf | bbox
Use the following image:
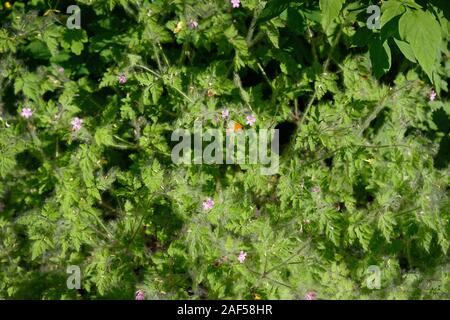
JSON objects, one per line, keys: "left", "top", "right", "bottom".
{"left": 94, "top": 127, "right": 114, "bottom": 146}
{"left": 399, "top": 9, "right": 442, "bottom": 81}
{"left": 378, "top": 212, "right": 396, "bottom": 242}
{"left": 135, "top": 73, "right": 154, "bottom": 86}
{"left": 141, "top": 160, "right": 164, "bottom": 193}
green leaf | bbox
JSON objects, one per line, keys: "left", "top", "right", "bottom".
{"left": 378, "top": 212, "right": 396, "bottom": 242}
{"left": 265, "top": 23, "right": 280, "bottom": 48}
{"left": 31, "top": 239, "right": 51, "bottom": 260}
{"left": 141, "top": 160, "right": 164, "bottom": 193}
{"left": 287, "top": 7, "right": 305, "bottom": 34}
{"left": 25, "top": 40, "right": 51, "bottom": 60}
{"left": 94, "top": 127, "right": 114, "bottom": 147}
{"left": 0, "top": 153, "right": 16, "bottom": 178}
{"left": 79, "top": 146, "right": 101, "bottom": 200}
{"left": 320, "top": 0, "right": 345, "bottom": 35}
{"left": 150, "top": 83, "right": 163, "bottom": 104}
{"left": 369, "top": 37, "right": 392, "bottom": 78}
{"left": 135, "top": 72, "right": 154, "bottom": 86}
{"left": 394, "top": 38, "right": 416, "bottom": 63}
{"left": 259, "top": 0, "right": 292, "bottom": 23}
{"left": 399, "top": 9, "right": 442, "bottom": 81}
{"left": 351, "top": 27, "right": 374, "bottom": 47}
{"left": 61, "top": 29, "right": 88, "bottom": 55}
{"left": 381, "top": 0, "right": 406, "bottom": 27}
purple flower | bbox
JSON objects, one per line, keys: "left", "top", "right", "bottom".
{"left": 246, "top": 114, "right": 256, "bottom": 126}
{"left": 188, "top": 20, "right": 198, "bottom": 29}
{"left": 311, "top": 186, "right": 321, "bottom": 193}
{"left": 304, "top": 291, "right": 317, "bottom": 300}
{"left": 118, "top": 74, "right": 127, "bottom": 85}
{"left": 231, "top": 0, "right": 240, "bottom": 8}
{"left": 135, "top": 290, "right": 145, "bottom": 300}
{"left": 57, "top": 66, "right": 65, "bottom": 73}
{"left": 71, "top": 117, "right": 83, "bottom": 131}
{"left": 237, "top": 251, "right": 247, "bottom": 263}
{"left": 429, "top": 89, "right": 436, "bottom": 101}
{"left": 20, "top": 108, "right": 33, "bottom": 119}
{"left": 202, "top": 198, "right": 214, "bottom": 211}
{"left": 221, "top": 109, "right": 229, "bottom": 119}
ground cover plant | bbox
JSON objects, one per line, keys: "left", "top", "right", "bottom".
{"left": 0, "top": 0, "right": 449, "bottom": 300}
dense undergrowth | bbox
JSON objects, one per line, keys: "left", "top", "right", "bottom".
{"left": 0, "top": 0, "right": 449, "bottom": 299}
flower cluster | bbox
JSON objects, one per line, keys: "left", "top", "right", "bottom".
{"left": 202, "top": 198, "right": 215, "bottom": 211}
{"left": 71, "top": 117, "right": 83, "bottom": 131}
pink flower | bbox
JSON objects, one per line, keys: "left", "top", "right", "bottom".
{"left": 71, "top": 117, "right": 83, "bottom": 131}
{"left": 231, "top": 0, "right": 240, "bottom": 8}
{"left": 202, "top": 198, "right": 214, "bottom": 211}
{"left": 237, "top": 251, "right": 247, "bottom": 263}
{"left": 311, "top": 186, "right": 321, "bottom": 193}
{"left": 188, "top": 20, "right": 198, "bottom": 29}
{"left": 246, "top": 115, "right": 256, "bottom": 126}
{"left": 221, "top": 109, "right": 229, "bottom": 119}
{"left": 20, "top": 108, "right": 33, "bottom": 119}
{"left": 135, "top": 290, "right": 145, "bottom": 300}
{"left": 57, "top": 66, "right": 65, "bottom": 73}
{"left": 118, "top": 74, "right": 127, "bottom": 85}
{"left": 429, "top": 89, "right": 436, "bottom": 101}
{"left": 304, "top": 291, "right": 317, "bottom": 300}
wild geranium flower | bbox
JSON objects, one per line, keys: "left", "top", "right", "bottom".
{"left": 21, "top": 108, "right": 33, "bottom": 119}
{"left": 202, "top": 198, "right": 214, "bottom": 211}
{"left": 71, "top": 117, "right": 83, "bottom": 131}
{"left": 246, "top": 114, "right": 256, "bottom": 126}
{"left": 231, "top": 0, "right": 240, "bottom": 8}
{"left": 429, "top": 89, "right": 436, "bottom": 101}
{"left": 221, "top": 109, "right": 229, "bottom": 119}
{"left": 304, "top": 291, "right": 317, "bottom": 300}
{"left": 238, "top": 251, "right": 247, "bottom": 263}
{"left": 57, "top": 66, "right": 65, "bottom": 73}
{"left": 118, "top": 74, "right": 127, "bottom": 84}
{"left": 135, "top": 290, "right": 145, "bottom": 300}
{"left": 188, "top": 19, "right": 198, "bottom": 29}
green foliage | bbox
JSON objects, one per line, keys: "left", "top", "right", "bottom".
{"left": 0, "top": 0, "right": 449, "bottom": 300}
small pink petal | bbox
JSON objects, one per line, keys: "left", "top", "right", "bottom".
{"left": 221, "top": 109, "right": 229, "bottom": 119}
{"left": 135, "top": 290, "right": 145, "bottom": 300}
{"left": 20, "top": 108, "right": 33, "bottom": 119}
{"left": 429, "top": 90, "right": 437, "bottom": 101}
{"left": 118, "top": 74, "right": 127, "bottom": 84}
{"left": 304, "top": 291, "right": 317, "bottom": 300}
{"left": 202, "top": 198, "right": 214, "bottom": 211}
{"left": 237, "top": 251, "right": 247, "bottom": 263}
{"left": 246, "top": 115, "right": 256, "bottom": 126}
{"left": 231, "top": 0, "right": 240, "bottom": 8}
{"left": 188, "top": 20, "right": 198, "bottom": 29}
{"left": 71, "top": 117, "right": 83, "bottom": 131}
